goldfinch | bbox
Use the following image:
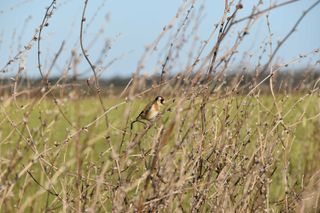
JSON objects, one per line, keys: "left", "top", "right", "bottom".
{"left": 131, "top": 96, "right": 165, "bottom": 129}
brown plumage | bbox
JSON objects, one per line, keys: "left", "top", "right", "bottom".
{"left": 131, "top": 96, "right": 165, "bottom": 129}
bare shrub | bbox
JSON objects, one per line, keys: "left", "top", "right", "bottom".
{"left": 0, "top": 0, "right": 320, "bottom": 212}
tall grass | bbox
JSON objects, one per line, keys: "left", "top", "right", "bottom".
{"left": 1, "top": 0, "right": 320, "bottom": 212}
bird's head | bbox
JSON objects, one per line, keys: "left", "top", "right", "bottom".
{"left": 155, "top": 96, "right": 165, "bottom": 105}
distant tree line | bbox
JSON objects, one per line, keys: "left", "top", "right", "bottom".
{"left": 0, "top": 69, "right": 319, "bottom": 97}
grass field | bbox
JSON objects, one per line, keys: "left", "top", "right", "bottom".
{"left": 1, "top": 1, "right": 320, "bottom": 211}
{"left": 1, "top": 93, "right": 319, "bottom": 212}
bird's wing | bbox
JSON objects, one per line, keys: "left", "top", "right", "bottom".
{"left": 137, "top": 101, "right": 154, "bottom": 119}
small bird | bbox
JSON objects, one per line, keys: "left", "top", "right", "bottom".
{"left": 131, "top": 96, "right": 165, "bottom": 129}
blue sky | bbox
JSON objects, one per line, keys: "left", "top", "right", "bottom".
{"left": 0, "top": 0, "right": 319, "bottom": 78}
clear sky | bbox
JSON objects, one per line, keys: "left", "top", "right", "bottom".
{"left": 0, "top": 0, "right": 319, "bottom": 78}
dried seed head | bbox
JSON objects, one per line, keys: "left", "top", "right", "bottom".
{"left": 236, "top": 4, "right": 243, "bottom": 9}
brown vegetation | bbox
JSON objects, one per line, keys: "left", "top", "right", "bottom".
{"left": 1, "top": 0, "right": 320, "bottom": 212}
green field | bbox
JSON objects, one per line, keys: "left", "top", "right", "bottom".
{"left": 0, "top": 94, "right": 319, "bottom": 212}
